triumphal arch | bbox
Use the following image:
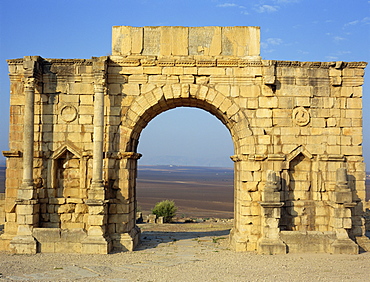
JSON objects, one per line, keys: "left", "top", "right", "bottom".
{"left": 1, "top": 26, "right": 369, "bottom": 254}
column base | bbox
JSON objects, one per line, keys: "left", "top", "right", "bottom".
{"left": 257, "top": 238, "right": 287, "bottom": 255}
{"left": 81, "top": 235, "right": 112, "bottom": 254}
{"left": 111, "top": 226, "right": 141, "bottom": 252}
{"left": 229, "top": 228, "right": 248, "bottom": 252}
{"left": 356, "top": 236, "right": 370, "bottom": 252}
{"left": 331, "top": 239, "right": 359, "bottom": 254}
{"left": 9, "top": 235, "right": 37, "bottom": 254}
{"left": 0, "top": 234, "right": 14, "bottom": 251}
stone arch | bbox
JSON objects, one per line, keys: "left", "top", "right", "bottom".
{"left": 109, "top": 84, "right": 256, "bottom": 251}
{"left": 121, "top": 84, "right": 254, "bottom": 154}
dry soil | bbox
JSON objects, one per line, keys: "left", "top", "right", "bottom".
{"left": 0, "top": 222, "right": 369, "bottom": 281}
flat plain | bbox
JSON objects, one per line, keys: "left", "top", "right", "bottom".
{"left": 136, "top": 165, "right": 234, "bottom": 218}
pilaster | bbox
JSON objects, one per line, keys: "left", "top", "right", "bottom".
{"left": 257, "top": 170, "right": 286, "bottom": 254}
{"left": 330, "top": 168, "right": 359, "bottom": 254}
{"left": 110, "top": 152, "right": 142, "bottom": 252}
{"left": 82, "top": 57, "right": 111, "bottom": 253}
{"left": 10, "top": 56, "right": 42, "bottom": 254}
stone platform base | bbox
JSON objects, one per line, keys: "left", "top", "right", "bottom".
{"left": 280, "top": 231, "right": 359, "bottom": 254}
{"left": 257, "top": 238, "right": 287, "bottom": 254}
{"left": 111, "top": 226, "right": 141, "bottom": 251}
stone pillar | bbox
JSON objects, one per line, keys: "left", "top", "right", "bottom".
{"left": 330, "top": 167, "right": 359, "bottom": 254}
{"left": 82, "top": 57, "right": 111, "bottom": 254}
{"left": 19, "top": 77, "right": 36, "bottom": 200}
{"left": 10, "top": 61, "right": 40, "bottom": 254}
{"left": 257, "top": 170, "right": 286, "bottom": 254}
{"left": 110, "top": 152, "right": 141, "bottom": 252}
{"left": 88, "top": 83, "right": 105, "bottom": 200}
{"left": 228, "top": 155, "right": 245, "bottom": 251}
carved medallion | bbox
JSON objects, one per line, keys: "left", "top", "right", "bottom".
{"left": 60, "top": 105, "right": 78, "bottom": 123}
{"left": 292, "top": 106, "right": 310, "bottom": 126}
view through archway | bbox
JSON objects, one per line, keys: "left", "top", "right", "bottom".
{"left": 136, "top": 107, "right": 234, "bottom": 222}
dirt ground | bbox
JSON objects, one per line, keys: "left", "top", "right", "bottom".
{"left": 0, "top": 221, "right": 369, "bottom": 281}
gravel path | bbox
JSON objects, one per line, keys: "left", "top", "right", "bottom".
{"left": 0, "top": 223, "right": 369, "bottom": 281}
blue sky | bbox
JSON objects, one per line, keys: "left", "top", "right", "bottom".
{"left": 0, "top": 0, "right": 369, "bottom": 167}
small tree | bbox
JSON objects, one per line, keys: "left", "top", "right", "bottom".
{"left": 152, "top": 200, "right": 178, "bottom": 223}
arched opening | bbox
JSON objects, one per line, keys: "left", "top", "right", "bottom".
{"left": 136, "top": 107, "right": 234, "bottom": 221}
{"left": 112, "top": 85, "right": 255, "bottom": 252}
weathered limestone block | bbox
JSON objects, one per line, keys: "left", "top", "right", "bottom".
{"left": 1, "top": 26, "right": 367, "bottom": 255}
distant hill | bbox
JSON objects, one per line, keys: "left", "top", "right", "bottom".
{"left": 0, "top": 165, "right": 368, "bottom": 201}
{"left": 138, "top": 155, "right": 233, "bottom": 168}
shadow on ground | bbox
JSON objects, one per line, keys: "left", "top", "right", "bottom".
{"left": 136, "top": 229, "right": 231, "bottom": 251}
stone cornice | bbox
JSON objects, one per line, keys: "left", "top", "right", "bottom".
{"left": 2, "top": 150, "right": 22, "bottom": 158}
{"left": 7, "top": 58, "right": 93, "bottom": 66}
{"left": 7, "top": 57, "right": 367, "bottom": 70}
{"left": 109, "top": 57, "right": 367, "bottom": 69}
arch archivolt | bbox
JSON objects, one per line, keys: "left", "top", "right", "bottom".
{"left": 120, "top": 83, "right": 254, "bottom": 155}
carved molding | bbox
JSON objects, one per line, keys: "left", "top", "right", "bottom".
{"left": 119, "top": 152, "right": 142, "bottom": 160}
{"left": 292, "top": 107, "right": 310, "bottom": 126}
{"left": 267, "top": 154, "right": 286, "bottom": 161}
{"left": 60, "top": 105, "right": 78, "bottom": 123}
{"left": 7, "top": 58, "right": 367, "bottom": 70}
{"left": 2, "top": 150, "right": 22, "bottom": 158}
{"left": 319, "top": 155, "right": 346, "bottom": 162}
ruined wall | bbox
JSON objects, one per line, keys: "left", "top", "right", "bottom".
{"left": 1, "top": 26, "right": 368, "bottom": 254}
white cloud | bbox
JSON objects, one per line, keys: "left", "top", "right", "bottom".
{"left": 334, "top": 36, "right": 345, "bottom": 42}
{"left": 337, "top": 50, "right": 351, "bottom": 55}
{"left": 326, "top": 51, "right": 352, "bottom": 61}
{"left": 255, "top": 4, "right": 279, "bottom": 13}
{"left": 266, "top": 38, "right": 283, "bottom": 45}
{"left": 261, "top": 42, "right": 268, "bottom": 49}
{"left": 344, "top": 17, "right": 370, "bottom": 27}
{"left": 261, "top": 38, "right": 283, "bottom": 53}
{"left": 345, "top": 20, "right": 359, "bottom": 26}
{"left": 216, "top": 2, "right": 249, "bottom": 15}
{"left": 297, "top": 50, "right": 309, "bottom": 55}
{"left": 274, "top": 0, "right": 300, "bottom": 3}
{"left": 361, "top": 17, "right": 370, "bottom": 24}
{"left": 216, "top": 2, "right": 247, "bottom": 13}
{"left": 326, "top": 56, "right": 339, "bottom": 61}
{"left": 217, "top": 3, "right": 238, "bottom": 8}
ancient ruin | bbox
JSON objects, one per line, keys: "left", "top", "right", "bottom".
{"left": 0, "top": 26, "right": 369, "bottom": 254}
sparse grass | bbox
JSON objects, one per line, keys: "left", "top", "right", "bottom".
{"left": 212, "top": 237, "right": 227, "bottom": 243}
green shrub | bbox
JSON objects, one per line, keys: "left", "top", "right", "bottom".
{"left": 151, "top": 200, "right": 178, "bottom": 223}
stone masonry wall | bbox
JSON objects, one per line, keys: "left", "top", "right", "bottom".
{"left": 0, "top": 26, "right": 368, "bottom": 254}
